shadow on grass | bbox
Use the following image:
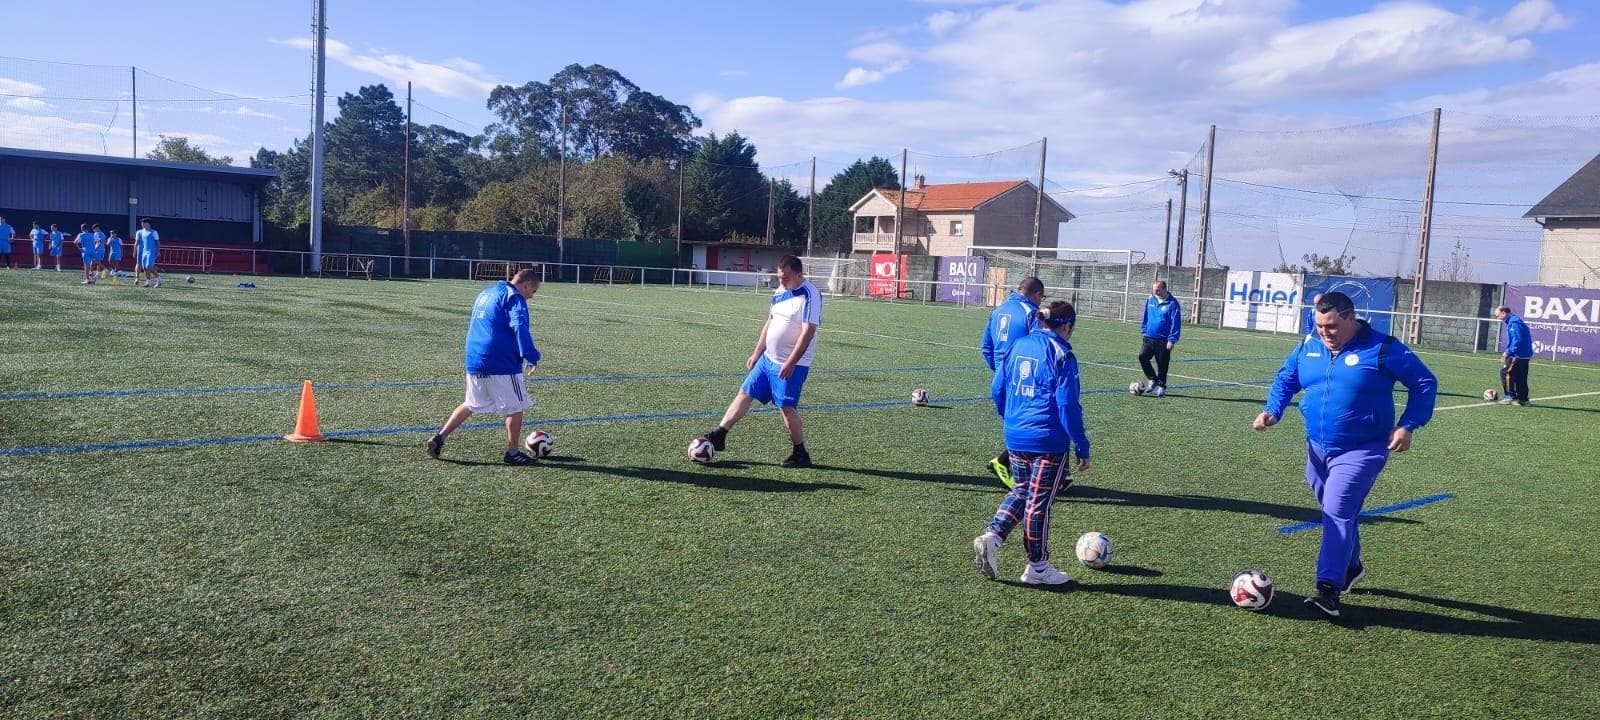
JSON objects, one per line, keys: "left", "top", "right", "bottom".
{"left": 1075, "top": 583, "right": 1600, "bottom": 643}
{"left": 1525, "top": 404, "right": 1600, "bottom": 415}
{"left": 809, "top": 463, "right": 1001, "bottom": 489}
{"left": 557, "top": 462, "right": 861, "bottom": 493}
{"left": 1098, "top": 564, "right": 1163, "bottom": 577}
{"left": 1162, "top": 393, "right": 1269, "bottom": 406}
{"left": 1069, "top": 485, "right": 1422, "bottom": 527}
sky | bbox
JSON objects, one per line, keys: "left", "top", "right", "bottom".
{"left": 2, "top": 0, "right": 1597, "bottom": 282}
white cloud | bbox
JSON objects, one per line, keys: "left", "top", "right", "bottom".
{"left": 1497, "top": 0, "right": 1574, "bottom": 34}
{"left": 0, "top": 77, "right": 46, "bottom": 97}
{"left": 221, "top": 106, "right": 280, "bottom": 120}
{"left": 277, "top": 37, "right": 501, "bottom": 99}
{"left": 926, "top": 11, "right": 969, "bottom": 35}
{"left": 836, "top": 61, "right": 909, "bottom": 89}
{"left": 8, "top": 97, "right": 51, "bottom": 111}
{"left": 719, "top": 69, "right": 751, "bottom": 78}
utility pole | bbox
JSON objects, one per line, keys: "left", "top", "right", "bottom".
{"left": 131, "top": 67, "right": 138, "bottom": 158}
{"left": 557, "top": 103, "right": 567, "bottom": 267}
{"left": 1190, "top": 125, "right": 1215, "bottom": 324}
{"left": 1169, "top": 168, "right": 1188, "bottom": 268}
{"left": 895, "top": 148, "right": 907, "bottom": 297}
{"left": 675, "top": 155, "right": 684, "bottom": 266}
{"left": 309, "top": 0, "right": 327, "bottom": 274}
{"left": 766, "top": 176, "right": 776, "bottom": 245}
{"left": 1031, "top": 137, "right": 1046, "bottom": 276}
{"left": 403, "top": 81, "right": 412, "bottom": 275}
{"left": 1163, "top": 198, "right": 1172, "bottom": 271}
{"left": 1409, "top": 108, "right": 1442, "bottom": 344}
{"left": 806, "top": 156, "right": 815, "bottom": 257}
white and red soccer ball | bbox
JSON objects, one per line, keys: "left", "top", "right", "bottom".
{"left": 1128, "top": 381, "right": 1144, "bottom": 396}
{"left": 1483, "top": 388, "right": 1499, "bottom": 402}
{"left": 523, "top": 430, "right": 553, "bottom": 459}
{"left": 687, "top": 437, "right": 716, "bottom": 464}
{"left": 1230, "top": 570, "right": 1274, "bottom": 610}
{"left": 911, "top": 388, "right": 930, "bottom": 406}
{"left": 1074, "top": 532, "right": 1114, "bottom": 569}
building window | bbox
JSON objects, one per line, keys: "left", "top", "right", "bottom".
{"left": 950, "top": 220, "right": 964, "bottom": 236}
{"left": 924, "top": 220, "right": 935, "bottom": 236}
{"left": 855, "top": 216, "right": 873, "bottom": 233}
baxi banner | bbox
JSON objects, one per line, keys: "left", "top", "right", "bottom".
{"left": 1301, "top": 275, "right": 1397, "bottom": 335}
{"left": 1503, "top": 285, "right": 1600, "bottom": 363}
{"left": 1224, "top": 271, "right": 1303, "bottom": 332}
{"left": 937, "top": 256, "right": 986, "bottom": 304}
{"left": 868, "top": 253, "right": 904, "bottom": 299}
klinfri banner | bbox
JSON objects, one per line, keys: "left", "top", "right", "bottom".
{"left": 937, "top": 256, "right": 986, "bottom": 304}
{"left": 1504, "top": 285, "right": 1600, "bottom": 363}
{"left": 1224, "top": 271, "right": 1303, "bottom": 332}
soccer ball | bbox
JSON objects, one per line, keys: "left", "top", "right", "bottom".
{"left": 911, "top": 388, "right": 929, "bottom": 406}
{"left": 1230, "top": 570, "right": 1274, "bottom": 610}
{"left": 1128, "top": 381, "right": 1144, "bottom": 396}
{"left": 185, "top": 275, "right": 195, "bottom": 283}
{"left": 1483, "top": 388, "right": 1499, "bottom": 402}
{"left": 687, "top": 437, "right": 716, "bottom": 464}
{"left": 1074, "top": 532, "right": 1114, "bottom": 569}
{"left": 523, "top": 430, "right": 553, "bottom": 459}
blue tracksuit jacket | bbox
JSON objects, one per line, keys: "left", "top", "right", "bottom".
{"left": 1503, "top": 313, "right": 1533, "bottom": 359}
{"left": 464, "top": 281, "right": 541, "bottom": 375}
{"left": 991, "top": 328, "right": 1090, "bottom": 458}
{"left": 982, "top": 292, "right": 1040, "bottom": 371}
{"left": 1265, "top": 322, "right": 1437, "bottom": 452}
{"left": 1141, "top": 294, "right": 1182, "bottom": 344}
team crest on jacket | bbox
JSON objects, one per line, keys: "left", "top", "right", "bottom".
{"left": 1344, "top": 353, "right": 1360, "bottom": 366}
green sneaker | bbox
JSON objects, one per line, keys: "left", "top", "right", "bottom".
{"left": 990, "top": 457, "right": 1015, "bottom": 489}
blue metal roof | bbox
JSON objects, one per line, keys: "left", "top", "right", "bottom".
{"left": 0, "top": 146, "right": 276, "bottom": 181}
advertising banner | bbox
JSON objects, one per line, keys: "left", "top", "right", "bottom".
{"left": 1301, "top": 275, "right": 1397, "bottom": 335}
{"left": 1504, "top": 285, "right": 1600, "bottom": 363}
{"left": 1223, "top": 271, "right": 1303, "bottom": 331}
{"left": 937, "top": 256, "right": 986, "bottom": 304}
{"left": 868, "top": 253, "right": 904, "bottom": 298}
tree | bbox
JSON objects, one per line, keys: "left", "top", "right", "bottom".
{"left": 323, "top": 84, "right": 407, "bottom": 223}
{"left": 1300, "top": 252, "right": 1357, "bottom": 275}
{"left": 148, "top": 135, "right": 232, "bottom": 165}
{"left": 682, "top": 133, "right": 767, "bottom": 242}
{"left": 253, "top": 144, "right": 309, "bottom": 227}
{"left": 1435, "top": 235, "right": 1475, "bottom": 282}
{"left": 486, "top": 63, "right": 699, "bottom": 164}
{"left": 813, "top": 158, "right": 899, "bottom": 249}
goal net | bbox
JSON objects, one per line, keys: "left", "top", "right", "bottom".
{"left": 970, "top": 246, "right": 1148, "bottom": 321}
{"left": 799, "top": 256, "right": 869, "bottom": 296}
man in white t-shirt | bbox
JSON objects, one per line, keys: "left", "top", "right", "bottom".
{"left": 698, "top": 254, "right": 823, "bottom": 468}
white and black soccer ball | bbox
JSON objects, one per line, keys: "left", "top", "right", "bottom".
{"left": 1230, "top": 570, "right": 1274, "bottom": 610}
{"left": 911, "top": 388, "right": 929, "bottom": 406}
{"left": 1128, "top": 381, "right": 1144, "bottom": 396}
{"left": 185, "top": 275, "right": 195, "bottom": 283}
{"left": 523, "top": 430, "right": 553, "bottom": 459}
{"left": 1483, "top": 388, "right": 1499, "bottom": 402}
{"left": 1075, "top": 532, "right": 1114, "bottom": 569}
{"left": 687, "top": 437, "right": 716, "bottom": 464}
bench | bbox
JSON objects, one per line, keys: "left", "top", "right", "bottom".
{"left": 159, "top": 246, "right": 215, "bottom": 273}
{"left": 474, "top": 260, "right": 539, "bottom": 282}
{"left": 319, "top": 254, "right": 375, "bottom": 280}
{"left": 592, "top": 267, "right": 636, "bottom": 284}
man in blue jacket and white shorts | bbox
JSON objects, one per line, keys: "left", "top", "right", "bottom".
{"left": 427, "top": 268, "right": 543, "bottom": 465}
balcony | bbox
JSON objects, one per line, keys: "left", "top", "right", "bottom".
{"left": 852, "top": 233, "right": 928, "bottom": 254}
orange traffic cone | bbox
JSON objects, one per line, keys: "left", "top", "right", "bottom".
{"left": 284, "top": 380, "right": 328, "bottom": 443}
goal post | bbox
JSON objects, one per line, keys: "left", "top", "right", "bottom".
{"left": 967, "top": 246, "right": 1147, "bottom": 321}
{"left": 798, "top": 255, "right": 869, "bottom": 296}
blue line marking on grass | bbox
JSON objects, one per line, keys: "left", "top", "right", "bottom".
{"left": 1276, "top": 493, "right": 1456, "bottom": 534}
{"left": 2, "top": 378, "right": 1271, "bottom": 458}
{"left": 0, "top": 365, "right": 982, "bottom": 402}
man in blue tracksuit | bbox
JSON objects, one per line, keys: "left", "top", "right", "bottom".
{"left": 1254, "top": 291, "right": 1436, "bottom": 618}
{"left": 427, "top": 268, "right": 543, "bottom": 465}
{"left": 1496, "top": 306, "right": 1533, "bottom": 406}
{"left": 972, "top": 300, "right": 1091, "bottom": 586}
{"left": 980, "top": 277, "right": 1044, "bottom": 488}
{"left": 1137, "top": 280, "right": 1182, "bottom": 396}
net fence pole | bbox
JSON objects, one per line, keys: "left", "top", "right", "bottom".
{"left": 1191, "top": 125, "right": 1215, "bottom": 324}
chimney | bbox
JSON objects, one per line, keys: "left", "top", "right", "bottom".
{"left": 913, "top": 174, "right": 925, "bottom": 190}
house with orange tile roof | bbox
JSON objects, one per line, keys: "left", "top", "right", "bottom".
{"left": 848, "top": 175, "right": 1073, "bottom": 255}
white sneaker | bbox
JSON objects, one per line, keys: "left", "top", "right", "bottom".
{"left": 1020, "top": 563, "right": 1072, "bottom": 585}
{"left": 1152, "top": 386, "right": 1166, "bottom": 398}
{"left": 972, "top": 533, "right": 1001, "bottom": 580}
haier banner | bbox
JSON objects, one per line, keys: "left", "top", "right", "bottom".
{"left": 1301, "top": 275, "right": 1397, "bottom": 335}
{"left": 868, "top": 253, "right": 904, "bottom": 298}
{"left": 1504, "top": 285, "right": 1600, "bottom": 363}
{"left": 937, "top": 256, "right": 986, "bottom": 304}
{"left": 1224, "top": 271, "right": 1303, "bottom": 331}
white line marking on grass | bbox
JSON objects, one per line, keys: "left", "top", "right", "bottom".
{"left": 1434, "top": 390, "right": 1600, "bottom": 411}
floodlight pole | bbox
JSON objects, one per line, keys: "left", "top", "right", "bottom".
{"left": 895, "top": 148, "right": 907, "bottom": 297}
{"left": 1163, "top": 198, "right": 1172, "bottom": 271}
{"left": 1031, "top": 136, "right": 1046, "bottom": 275}
{"left": 1169, "top": 168, "right": 1188, "bottom": 268}
{"left": 1408, "top": 108, "right": 1442, "bottom": 344}
{"left": 131, "top": 67, "right": 138, "bottom": 158}
{"left": 675, "top": 155, "right": 684, "bottom": 266}
{"left": 557, "top": 103, "right": 566, "bottom": 267}
{"left": 806, "top": 156, "right": 815, "bottom": 256}
{"left": 403, "top": 81, "right": 412, "bottom": 275}
{"left": 1190, "top": 125, "right": 1214, "bottom": 324}
{"left": 308, "top": 0, "right": 327, "bottom": 274}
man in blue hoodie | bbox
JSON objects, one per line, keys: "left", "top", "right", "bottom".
{"left": 981, "top": 277, "right": 1045, "bottom": 488}
{"left": 1253, "top": 291, "right": 1436, "bottom": 618}
{"left": 1496, "top": 306, "right": 1533, "bottom": 406}
{"left": 427, "top": 269, "right": 543, "bottom": 465}
{"left": 1137, "top": 280, "right": 1182, "bottom": 397}
{"left": 973, "top": 300, "right": 1091, "bottom": 586}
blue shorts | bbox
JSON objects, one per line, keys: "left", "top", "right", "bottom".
{"left": 740, "top": 354, "right": 809, "bottom": 408}
{"left": 138, "top": 252, "right": 157, "bottom": 268}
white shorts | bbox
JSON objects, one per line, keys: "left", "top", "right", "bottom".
{"left": 463, "top": 373, "right": 534, "bottom": 415}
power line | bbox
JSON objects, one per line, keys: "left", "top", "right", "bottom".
{"left": 1215, "top": 177, "right": 1538, "bottom": 208}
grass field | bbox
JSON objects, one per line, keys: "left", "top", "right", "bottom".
{"left": 3, "top": 271, "right": 1598, "bottom": 719}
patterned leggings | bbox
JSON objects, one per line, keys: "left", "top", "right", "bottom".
{"left": 987, "top": 451, "right": 1071, "bottom": 563}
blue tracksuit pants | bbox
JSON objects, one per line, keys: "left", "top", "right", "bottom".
{"left": 1306, "top": 440, "right": 1389, "bottom": 587}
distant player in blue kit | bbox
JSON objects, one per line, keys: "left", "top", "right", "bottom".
{"left": 981, "top": 276, "right": 1044, "bottom": 488}
{"left": 426, "top": 268, "right": 543, "bottom": 465}
{"left": 30, "top": 221, "right": 46, "bottom": 270}
{"left": 48, "top": 224, "right": 64, "bottom": 271}
{"left": 1136, "top": 280, "right": 1182, "bottom": 397}
{"left": 91, "top": 224, "right": 107, "bottom": 278}
{"left": 0, "top": 214, "right": 14, "bottom": 269}
{"left": 972, "top": 300, "right": 1091, "bottom": 586}
{"left": 135, "top": 218, "right": 162, "bottom": 287}
{"left": 1495, "top": 306, "right": 1532, "bottom": 406}
{"left": 75, "top": 224, "right": 98, "bottom": 284}
{"left": 103, "top": 229, "right": 124, "bottom": 277}
{"left": 1253, "top": 291, "right": 1437, "bottom": 618}
{"left": 698, "top": 254, "right": 822, "bottom": 468}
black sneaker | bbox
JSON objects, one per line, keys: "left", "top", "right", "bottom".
{"left": 703, "top": 427, "right": 728, "bottom": 451}
{"left": 780, "top": 449, "right": 812, "bottom": 468}
{"left": 426, "top": 433, "right": 445, "bottom": 459}
{"left": 1341, "top": 562, "right": 1367, "bottom": 595}
{"left": 1305, "top": 581, "right": 1341, "bottom": 618}
{"left": 503, "top": 450, "right": 536, "bottom": 466}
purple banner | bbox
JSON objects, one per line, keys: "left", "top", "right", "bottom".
{"left": 1504, "top": 285, "right": 1600, "bottom": 363}
{"left": 937, "top": 256, "right": 986, "bottom": 303}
